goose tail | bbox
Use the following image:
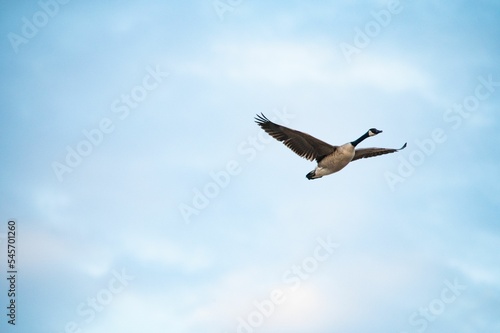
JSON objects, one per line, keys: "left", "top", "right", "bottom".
{"left": 306, "top": 170, "right": 317, "bottom": 180}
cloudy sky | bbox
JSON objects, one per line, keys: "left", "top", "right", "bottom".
{"left": 1, "top": 1, "right": 500, "bottom": 332}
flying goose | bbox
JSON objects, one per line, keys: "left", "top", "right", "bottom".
{"left": 255, "top": 113, "right": 407, "bottom": 179}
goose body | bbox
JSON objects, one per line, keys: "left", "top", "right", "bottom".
{"left": 254, "top": 113, "right": 406, "bottom": 180}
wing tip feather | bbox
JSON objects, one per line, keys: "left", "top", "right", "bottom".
{"left": 254, "top": 113, "right": 270, "bottom": 125}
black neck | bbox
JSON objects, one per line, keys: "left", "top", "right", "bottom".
{"left": 350, "top": 132, "right": 370, "bottom": 147}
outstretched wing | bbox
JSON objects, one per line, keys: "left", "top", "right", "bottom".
{"left": 352, "top": 143, "right": 407, "bottom": 161}
{"left": 255, "top": 113, "right": 337, "bottom": 162}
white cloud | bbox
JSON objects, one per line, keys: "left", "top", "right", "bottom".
{"left": 180, "top": 39, "right": 433, "bottom": 95}
{"left": 21, "top": 226, "right": 114, "bottom": 277}
{"left": 212, "top": 41, "right": 336, "bottom": 85}
{"left": 447, "top": 232, "right": 500, "bottom": 287}
{"left": 33, "top": 188, "right": 72, "bottom": 226}
{"left": 265, "top": 284, "right": 330, "bottom": 331}
{"left": 84, "top": 291, "right": 182, "bottom": 333}
{"left": 348, "top": 54, "right": 432, "bottom": 93}
{"left": 122, "top": 233, "right": 213, "bottom": 272}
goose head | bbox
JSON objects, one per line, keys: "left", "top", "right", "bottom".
{"left": 368, "top": 128, "right": 382, "bottom": 136}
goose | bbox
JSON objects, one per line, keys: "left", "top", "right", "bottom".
{"left": 255, "top": 113, "right": 407, "bottom": 180}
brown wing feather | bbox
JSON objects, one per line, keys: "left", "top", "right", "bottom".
{"left": 254, "top": 113, "right": 337, "bottom": 162}
{"left": 352, "top": 143, "right": 407, "bottom": 161}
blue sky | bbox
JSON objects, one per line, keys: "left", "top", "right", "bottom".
{"left": 1, "top": 1, "right": 500, "bottom": 332}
